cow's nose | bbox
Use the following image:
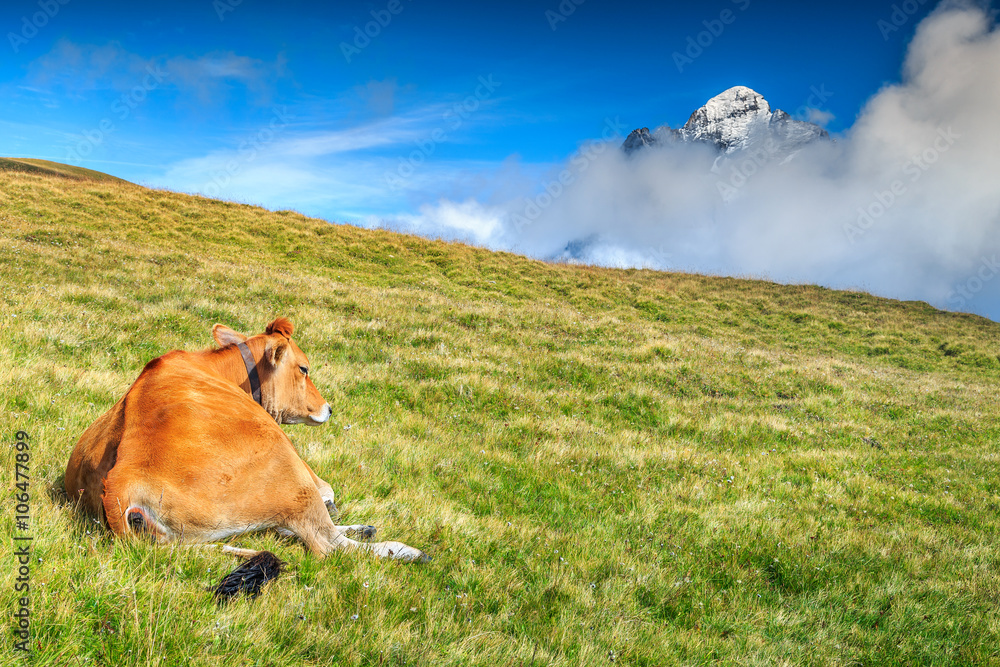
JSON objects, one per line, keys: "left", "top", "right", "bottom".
{"left": 311, "top": 403, "right": 332, "bottom": 424}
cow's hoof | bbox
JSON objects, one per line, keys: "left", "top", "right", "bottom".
{"left": 396, "top": 546, "right": 431, "bottom": 563}
{"left": 324, "top": 499, "right": 339, "bottom": 519}
{"left": 377, "top": 542, "right": 430, "bottom": 562}
{"left": 346, "top": 525, "right": 376, "bottom": 540}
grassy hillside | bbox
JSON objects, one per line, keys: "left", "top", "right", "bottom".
{"left": 1, "top": 168, "right": 998, "bottom": 666}
{"left": 0, "top": 158, "right": 130, "bottom": 183}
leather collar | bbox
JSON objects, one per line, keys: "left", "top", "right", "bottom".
{"left": 236, "top": 342, "right": 262, "bottom": 405}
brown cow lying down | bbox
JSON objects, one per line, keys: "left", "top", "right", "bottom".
{"left": 65, "top": 318, "right": 428, "bottom": 562}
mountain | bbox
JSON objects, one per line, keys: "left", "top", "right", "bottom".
{"left": 622, "top": 86, "right": 828, "bottom": 156}
{"left": 556, "top": 87, "right": 830, "bottom": 264}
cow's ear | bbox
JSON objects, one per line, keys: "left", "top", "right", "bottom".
{"left": 268, "top": 341, "right": 288, "bottom": 365}
{"left": 213, "top": 324, "right": 247, "bottom": 348}
{"left": 265, "top": 317, "right": 294, "bottom": 339}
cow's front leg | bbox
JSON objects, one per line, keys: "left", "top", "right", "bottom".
{"left": 288, "top": 500, "right": 427, "bottom": 562}
{"left": 329, "top": 531, "right": 430, "bottom": 562}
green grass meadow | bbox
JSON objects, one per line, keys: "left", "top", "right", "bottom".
{"left": 1, "top": 168, "right": 999, "bottom": 665}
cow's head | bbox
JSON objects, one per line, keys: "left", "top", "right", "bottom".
{"left": 212, "top": 317, "right": 332, "bottom": 426}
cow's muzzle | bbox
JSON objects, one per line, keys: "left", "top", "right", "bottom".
{"left": 309, "top": 403, "right": 332, "bottom": 424}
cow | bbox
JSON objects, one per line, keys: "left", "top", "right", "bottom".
{"left": 65, "top": 317, "right": 428, "bottom": 562}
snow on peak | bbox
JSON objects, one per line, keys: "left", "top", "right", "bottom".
{"left": 681, "top": 86, "right": 772, "bottom": 153}
{"left": 705, "top": 85, "right": 769, "bottom": 110}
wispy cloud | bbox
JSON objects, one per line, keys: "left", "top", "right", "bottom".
{"left": 26, "top": 39, "right": 285, "bottom": 105}
{"left": 164, "top": 51, "right": 286, "bottom": 105}
{"left": 276, "top": 110, "right": 447, "bottom": 159}
{"left": 155, "top": 86, "right": 534, "bottom": 218}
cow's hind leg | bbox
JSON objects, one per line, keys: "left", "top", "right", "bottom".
{"left": 274, "top": 524, "right": 374, "bottom": 540}
{"left": 336, "top": 524, "right": 376, "bottom": 540}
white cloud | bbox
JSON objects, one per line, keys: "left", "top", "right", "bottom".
{"left": 375, "top": 199, "right": 507, "bottom": 246}
{"left": 804, "top": 107, "right": 835, "bottom": 127}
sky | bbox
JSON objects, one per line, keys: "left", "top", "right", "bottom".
{"left": 3, "top": 0, "right": 999, "bottom": 320}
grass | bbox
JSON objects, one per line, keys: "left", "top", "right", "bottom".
{"left": 0, "top": 159, "right": 130, "bottom": 184}
{"left": 0, "top": 166, "right": 998, "bottom": 666}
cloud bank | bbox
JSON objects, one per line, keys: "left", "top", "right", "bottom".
{"left": 380, "top": 3, "right": 1000, "bottom": 320}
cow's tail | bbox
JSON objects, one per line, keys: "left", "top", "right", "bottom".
{"left": 211, "top": 551, "right": 286, "bottom": 603}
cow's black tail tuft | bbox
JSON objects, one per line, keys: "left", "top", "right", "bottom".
{"left": 212, "top": 551, "right": 285, "bottom": 603}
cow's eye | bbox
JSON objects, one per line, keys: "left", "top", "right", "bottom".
{"left": 299, "top": 366, "right": 309, "bottom": 376}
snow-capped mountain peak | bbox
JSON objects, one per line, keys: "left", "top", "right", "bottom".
{"left": 622, "top": 86, "right": 828, "bottom": 156}
{"left": 680, "top": 86, "right": 773, "bottom": 152}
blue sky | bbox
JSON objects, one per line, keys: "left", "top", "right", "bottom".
{"left": 2, "top": 0, "right": 941, "bottom": 220}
